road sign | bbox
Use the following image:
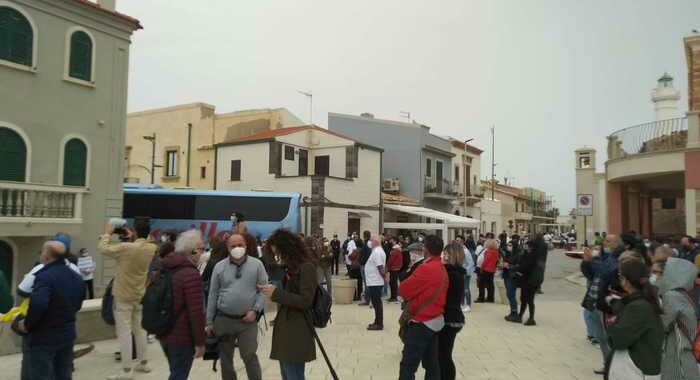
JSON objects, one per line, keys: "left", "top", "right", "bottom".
{"left": 577, "top": 194, "right": 593, "bottom": 216}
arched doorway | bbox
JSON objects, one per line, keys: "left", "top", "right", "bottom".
{"left": 0, "top": 240, "right": 13, "bottom": 288}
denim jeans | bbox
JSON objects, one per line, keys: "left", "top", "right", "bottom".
{"left": 463, "top": 275, "right": 472, "bottom": 306}
{"left": 29, "top": 340, "right": 74, "bottom": 380}
{"left": 360, "top": 266, "right": 368, "bottom": 302}
{"left": 280, "top": 361, "right": 306, "bottom": 380}
{"left": 582, "top": 308, "right": 595, "bottom": 338}
{"left": 589, "top": 309, "right": 611, "bottom": 363}
{"left": 399, "top": 323, "right": 440, "bottom": 380}
{"left": 368, "top": 285, "right": 384, "bottom": 326}
{"left": 504, "top": 276, "right": 518, "bottom": 314}
{"left": 160, "top": 343, "right": 195, "bottom": 380}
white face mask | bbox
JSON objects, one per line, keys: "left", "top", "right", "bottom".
{"left": 410, "top": 252, "right": 423, "bottom": 263}
{"left": 230, "top": 246, "right": 246, "bottom": 260}
{"left": 418, "top": 237, "right": 424, "bottom": 242}
{"left": 161, "top": 235, "right": 168, "bottom": 243}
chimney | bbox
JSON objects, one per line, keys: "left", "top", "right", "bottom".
{"left": 98, "top": 0, "right": 116, "bottom": 11}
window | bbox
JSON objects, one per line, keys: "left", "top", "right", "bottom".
{"left": 63, "top": 138, "right": 87, "bottom": 186}
{"left": 0, "top": 126, "right": 27, "bottom": 181}
{"left": 165, "top": 150, "right": 177, "bottom": 177}
{"left": 426, "top": 158, "right": 432, "bottom": 177}
{"left": 230, "top": 160, "right": 241, "bottom": 181}
{"left": 68, "top": 30, "right": 92, "bottom": 81}
{"left": 284, "top": 146, "right": 295, "bottom": 160}
{"left": 435, "top": 161, "right": 443, "bottom": 181}
{"left": 315, "top": 155, "right": 329, "bottom": 176}
{"left": 454, "top": 165, "right": 459, "bottom": 182}
{"left": 200, "top": 166, "right": 206, "bottom": 179}
{"left": 662, "top": 198, "right": 676, "bottom": 210}
{"left": 298, "top": 149, "right": 308, "bottom": 176}
{"left": 579, "top": 155, "right": 591, "bottom": 169}
{"left": 123, "top": 193, "right": 292, "bottom": 221}
{"left": 0, "top": 6, "right": 33, "bottom": 67}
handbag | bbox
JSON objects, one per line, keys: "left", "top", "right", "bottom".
{"left": 608, "top": 349, "right": 660, "bottom": 380}
{"left": 398, "top": 277, "right": 447, "bottom": 342}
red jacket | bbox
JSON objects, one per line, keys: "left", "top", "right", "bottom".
{"left": 158, "top": 253, "right": 205, "bottom": 347}
{"left": 481, "top": 248, "right": 499, "bottom": 273}
{"left": 387, "top": 248, "right": 403, "bottom": 271}
{"left": 398, "top": 256, "right": 447, "bottom": 322}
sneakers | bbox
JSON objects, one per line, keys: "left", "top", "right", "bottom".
{"left": 594, "top": 368, "right": 605, "bottom": 375}
{"left": 107, "top": 370, "right": 134, "bottom": 380}
{"left": 367, "top": 324, "right": 384, "bottom": 331}
{"left": 504, "top": 313, "right": 522, "bottom": 323}
{"left": 134, "top": 363, "right": 152, "bottom": 373}
{"left": 462, "top": 305, "right": 471, "bottom": 312}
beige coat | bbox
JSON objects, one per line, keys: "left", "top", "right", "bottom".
{"left": 98, "top": 235, "right": 157, "bottom": 303}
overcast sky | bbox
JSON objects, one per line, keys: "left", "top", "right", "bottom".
{"left": 119, "top": 0, "right": 700, "bottom": 212}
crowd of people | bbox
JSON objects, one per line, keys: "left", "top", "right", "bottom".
{"left": 579, "top": 230, "right": 700, "bottom": 379}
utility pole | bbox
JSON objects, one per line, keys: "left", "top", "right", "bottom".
{"left": 490, "top": 125, "right": 495, "bottom": 201}
{"left": 297, "top": 90, "right": 313, "bottom": 124}
{"left": 142, "top": 133, "right": 156, "bottom": 184}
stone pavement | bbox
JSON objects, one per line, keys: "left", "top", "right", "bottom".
{"left": 0, "top": 251, "right": 603, "bottom": 380}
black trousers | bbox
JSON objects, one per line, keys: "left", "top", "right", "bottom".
{"left": 519, "top": 284, "right": 536, "bottom": 319}
{"left": 477, "top": 272, "right": 495, "bottom": 302}
{"left": 438, "top": 326, "right": 462, "bottom": 380}
{"left": 398, "top": 323, "right": 440, "bottom": 380}
{"left": 368, "top": 285, "right": 383, "bottom": 326}
{"left": 84, "top": 279, "right": 94, "bottom": 299}
{"left": 349, "top": 269, "right": 362, "bottom": 300}
{"left": 331, "top": 251, "right": 340, "bottom": 275}
{"left": 389, "top": 271, "right": 400, "bottom": 300}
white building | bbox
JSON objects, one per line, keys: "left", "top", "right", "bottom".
{"left": 214, "top": 125, "right": 382, "bottom": 238}
{"left": 448, "top": 138, "right": 483, "bottom": 219}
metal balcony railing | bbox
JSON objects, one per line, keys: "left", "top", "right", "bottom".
{"left": 424, "top": 177, "right": 458, "bottom": 196}
{"left": 0, "top": 181, "right": 84, "bottom": 220}
{"left": 608, "top": 117, "right": 688, "bottom": 159}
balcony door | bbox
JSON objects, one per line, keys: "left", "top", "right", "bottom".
{"left": 298, "top": 149, "right": 308, "bottom": 176}
{"left": 0, "top": 240, "right": 13, "bottom": 290}
{"left": 0, "top": 127, "right": 26, "bottom": 182}
{"left": 315, "top": 155, "right": 330, "bottom": 176}
{"left": 435, "top": 161, "right": 443, "bottom": 192}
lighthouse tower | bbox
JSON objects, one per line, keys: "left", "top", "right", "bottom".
{"left": 651, "top": 72, "right": 681, "bottom": 121}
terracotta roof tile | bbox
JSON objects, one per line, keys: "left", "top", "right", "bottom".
{"left": 70, "top": 0, "right": 142, "bottom": 29}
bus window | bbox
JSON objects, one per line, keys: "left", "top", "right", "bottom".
{"left": 194, "top": 195, "right": 291, "bottom": 221}
{"left": 123, "top": 194, "right": 195, "bottom": 219}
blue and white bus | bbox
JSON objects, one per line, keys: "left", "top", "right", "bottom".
{"left": 122, "top": 184, "right": 301, "bottom": 240}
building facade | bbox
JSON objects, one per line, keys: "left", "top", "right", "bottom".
{"left": 481, "top": 180, "right": 533, "bottom": 235}
{"left": 329, "top": 112, "right": 457, "bottom": 213}
{"left": 449, "top": 138, "right": 483, "bottom": 220}
{"left": 214, "top": 125, "right": 382, "bottom": 239}
{"left": 125, "top": 104, "right": 302, "bottom": 189}
{"left": 0, "top": 0, "right": 140, "bottom": 290}
{"left": 575, "top": 34, "right": 700, "bottom": 241}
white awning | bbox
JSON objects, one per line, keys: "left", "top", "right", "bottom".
{"left": 384, "top": 204, "right": 480, "bottom": 228}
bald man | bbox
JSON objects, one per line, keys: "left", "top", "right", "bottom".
{"left": 19, "top": 240, "right": 84, "bottom": 380}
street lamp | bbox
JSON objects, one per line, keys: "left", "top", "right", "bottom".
{"left": 142, "top": 134, "right": 156, "bottom": 184}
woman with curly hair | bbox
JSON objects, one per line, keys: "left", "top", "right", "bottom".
{"left": 259, "top": 230, "right": 318, "bottom": 380}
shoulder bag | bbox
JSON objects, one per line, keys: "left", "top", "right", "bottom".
{"left": 398, "top": 277, "right": 447, "bottom": 342}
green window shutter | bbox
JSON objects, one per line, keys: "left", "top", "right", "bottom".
{"left": 69, "top": 31, "right": 92, "bottom": 81}
{"left": 0, "top": 127, "right": 26, "bottom": 182}
{"left": 63, "top": 139, "right": 87, "bottom": 186}
{"left": 0, "top": 7, "right": 33, "bottom": 66}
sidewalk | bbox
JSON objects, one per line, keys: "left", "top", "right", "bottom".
{"left": 0, "top": 284, "right": 601, "bottom": 380}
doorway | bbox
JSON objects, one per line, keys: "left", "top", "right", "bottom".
{"left": 0, "top": 240, "right": 13, "bottom": 289}
{"left": 348, "top": 217, "right": 361, "bottom": 236}
{"left": 315, "top": 155, "right": 330, "bottom": 176}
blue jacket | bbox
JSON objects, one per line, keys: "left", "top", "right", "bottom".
{"left": 25, "top": 259, "right": 84, "bottom": 346}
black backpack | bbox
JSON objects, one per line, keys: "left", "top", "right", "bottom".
{"left": 309, "top": 284, "right": 332, "bottom": 328}
{"left": 141, "top": 267, "right": 183, "bottom": 336}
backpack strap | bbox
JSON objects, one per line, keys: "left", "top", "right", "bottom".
{"left": 407, "top": 276, "right": 448, "bottom": 317}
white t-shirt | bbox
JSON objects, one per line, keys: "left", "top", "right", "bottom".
{"left": 364, "top": 246, "right": 386, "bottom": 286}
{"left": 17, "top": 260, "right": 81, "bottom": 295}
{"left": 345, "top": 240, "right": 357, "bottom": 265}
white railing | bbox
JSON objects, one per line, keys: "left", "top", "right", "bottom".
{"left": 0, "top": 181, "right": 84, "bottom": 220}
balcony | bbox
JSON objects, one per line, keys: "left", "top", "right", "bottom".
{"left": 0, "top": 181, "right": 85, "bottom": 222}
{"left": 424, "top": 177, "right": 458, "bottom": 199}
{"left": 608, "top": 117, "right": 687, "bottom": 160}
{"left": 514, "top": 211, "right": 533, "bottom": 221}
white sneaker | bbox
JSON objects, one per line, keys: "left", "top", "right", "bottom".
{"left": 462, "top": 305, "right": 471, "bottom": 312}
{"left": 134, "top": 363, "right": 152, "bottom": 373}
{"left": 107, "top": 370, "right": 134, "bottom": 380}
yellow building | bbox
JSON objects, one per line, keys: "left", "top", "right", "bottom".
{"left": 124, "top": 103, "right": 303, "bottom": 189}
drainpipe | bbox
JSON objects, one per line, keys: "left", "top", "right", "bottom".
{"left": 213, "top": 146, "right": 218, "bottom": 190}
{"left": 379, "top": 149, "right": 384, "bottom": 232}
{"left": 186, "top": 123, "right": 192, "bottom": 187}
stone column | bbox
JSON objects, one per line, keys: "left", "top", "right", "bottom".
{"left": 688, "top": 111, "right": 700, "bottom": 149}
{"left": 685, "top": 150, "right": 700, "bottom": 236}
{"left": 607, "top": 182, "right": 624, "bottom": 234}
{"left": 627, "top": 185, "right": 641, "bottom": 234}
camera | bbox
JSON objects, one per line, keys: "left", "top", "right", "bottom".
{"left": 109, "top": 218, "right": 130, "bottom": 241}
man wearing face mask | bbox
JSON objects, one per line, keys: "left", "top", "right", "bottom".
{"left": 206, "top": 233, "right": 268, "bottom": 380}
{"left": 580, "top": 233, "right": 624, "bottom": 375}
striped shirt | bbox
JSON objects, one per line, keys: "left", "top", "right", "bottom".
{"left": 77, "top": 255, "right": 95, "bottom": 281}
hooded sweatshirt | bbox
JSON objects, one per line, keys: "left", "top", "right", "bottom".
{"left": 659, "top": 258, "right": 700, "bottom": 380}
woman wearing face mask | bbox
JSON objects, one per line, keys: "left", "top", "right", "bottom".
{"left": 230, "top": 212, "right": 248, "bottom": 235}
{"left": 437, "top": 243, "right": 466, "bottom": 380}
{"left": 502, "top": 236, "right": 521, "bottom": 322}
{"left": 258, "top": 229, "right": 317, "bottom": 380}
{"left": 654, "top": 258, "right": 700, "bottom": 380}
{"left": 606, "top": 259, "right": 664, "bottom": 380}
